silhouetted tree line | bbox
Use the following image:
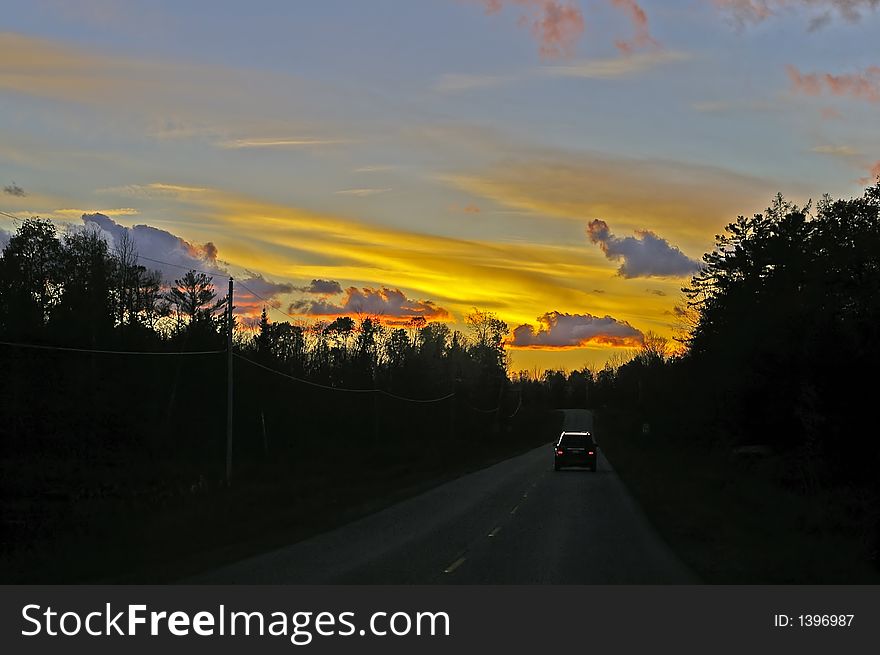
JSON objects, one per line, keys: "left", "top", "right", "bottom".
{"left": 533, "top": 183, "right": 880, "bottom": 563}
{"left": 0, "top": 218, "right": 548, "bottom": 568}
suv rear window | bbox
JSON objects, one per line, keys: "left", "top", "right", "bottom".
{"left": 559, "top": 434, "right": 593, "bottom": 448}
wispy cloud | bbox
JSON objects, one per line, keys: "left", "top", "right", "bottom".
{"left": 691, "top": 97, "right": 776, "bottom": 113}
{"left": 712, "top": 0, "right": 880, "bottom": 27}
{"left": 354, "top": 165, "right": 397, "bottom": 173}
{"left": 51, "top": 207, "right": 140, "bottom": 218}
{"left": 437, "top": 138, "right": 774, "bottom": 249}
{"left": 433, "top": 73, "right": 515, "bottom": 93}
{"left": 334, "top": 188, "right": 392, "bottom": 197}
{"left": 435, "top": 50, "right": 689, "bottom": 95}
{"left": 104, "top": 181, "right": 625, "bottom": 327}
{"left": 541, "top": 50, "right": 689, "bottom": 79}
{"left": 217, "top": 137, "right": 350, "bottom": 149}
{"left": 97, "top": 182, "right": 209, "bottom": 199}
{"left": 0, "top": 32, "right": 355, "bottom": 149}
{"left": 810, "top": 144, "right": 861, "bottom": 157}
{"left": 787, "top": 64, "right": 880, "bottom": 103}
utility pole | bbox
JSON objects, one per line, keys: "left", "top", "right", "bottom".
{"left": 226, "top": 276, "right": 234, "bottom": 486}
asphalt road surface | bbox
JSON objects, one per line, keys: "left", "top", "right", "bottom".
{"left": 190, "top": 409, "right": 696, "bottom": 584}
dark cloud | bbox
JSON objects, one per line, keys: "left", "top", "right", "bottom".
{"left": 291, "top": 286, "right": 450, "bottom": 324}
{"left": 236, "top": 274, "right": 295, "bottom": 314}
{"left": 511, "top": 311, "right": 644, "bottom": 349}
{"left": 296, "top": 279, "right": 343, "bottom": 295}
{"left": 664, "top": 305, "right": 689, "bottom": 318}
{"left": 3, "top": 182, "right": 26, "bottom": 197}
{"left": 647, "top": 288, "right": 667, "bottom": 296}
{"left": 587, "top": 219, "right": 701, "bottom": 278}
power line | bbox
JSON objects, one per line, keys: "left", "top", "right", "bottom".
{"left": 234, "top": 352, "right": 455, "bottom": 403}
{"left": 234, "top": 353, "right": 376, "bottom": 394}
{"left": 135, "top": 255, "right": 230, "bottom": 281}
{"left": 0, "top": 340, "right": 224, "bottom": 356}
{"left": 379, "top": 389, "right": 455, "bottom": 404}
{"left": 234, "top": 280, "right": 301, "bottom": 323}
{"left": 132, "top": 257, "right": 300, "bottom": 324}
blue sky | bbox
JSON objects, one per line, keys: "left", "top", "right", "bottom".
{"left": 2, "top": 1, "right": 879, "bottom": 370}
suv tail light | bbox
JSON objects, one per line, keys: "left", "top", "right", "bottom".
{"left": 556, "top": 449, "right": 564, "bottom": 456}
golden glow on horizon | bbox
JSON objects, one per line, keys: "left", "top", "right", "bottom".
{"left": 96, "top": 183, "right": 685, "bottom": 352}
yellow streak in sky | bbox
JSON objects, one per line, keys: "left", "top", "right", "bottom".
{"left": 129, "top": 184, "right": 681, "bottom": 341}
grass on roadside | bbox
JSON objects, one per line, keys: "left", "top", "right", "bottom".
{"left": 1, "top": 408, "right": 562, "bottom": 584}
{"left": 597, "top": 412, "right": 880, "bottom": 584}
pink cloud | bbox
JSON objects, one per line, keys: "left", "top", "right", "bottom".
{"left": 860, "top": 161, "right": 880, "bottom": 185}
{"left": 713, "top": 1, "right": 880, "bottom": 25}
{"left": 472, "top": 1, "right": 660, "bottom": 57}
{"left": 611, "top": 0, "right": 658, "bottom": 54}
{"left": 787, "top": 64, "right": 880, "bottom": 103}
{"left": 476, "top": 0, "right": 585, "bottom": 58}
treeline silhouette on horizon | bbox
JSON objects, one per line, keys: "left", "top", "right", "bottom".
{"left": 537, "top": 182, "right": 880, "bottom": 572}
{"left": 0, "top": 217, "right": 559, "bottom": 580}
{"left": 2, "top": 181, "right": 879, "bottom": 579}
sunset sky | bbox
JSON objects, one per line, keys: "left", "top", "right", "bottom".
{"left": 1, "top": 1, "right": 879, "bottom": 371}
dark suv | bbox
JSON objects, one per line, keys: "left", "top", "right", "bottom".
{"left": 554, "top": 432, "right": 597, "bottom": 472}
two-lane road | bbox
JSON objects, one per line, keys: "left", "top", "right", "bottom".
{"left": 189, "top": 409, "right": 696, "bottom": 584}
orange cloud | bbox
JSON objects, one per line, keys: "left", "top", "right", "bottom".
{"left": 476, "top": 1, "right": 585, "bottom": 58}
{"left": 510, "top": 311, "right": 644, "bottom": 349}
{"left": 787, "top": 64, "right": 880, "bottom": 103}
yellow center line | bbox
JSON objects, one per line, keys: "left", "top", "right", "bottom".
{"left": 443, "top": 557, "right": 466, "bottom": 574}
